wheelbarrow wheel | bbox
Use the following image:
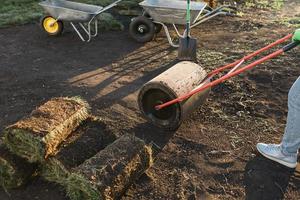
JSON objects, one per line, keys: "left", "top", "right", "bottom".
{"left": 40, "top": 16, "right": 63, "bottom": 36}
{"left": 142, "top": 12, "right": 161, "bottom": 33}
{"left": 129, "top": 16, "right": 155, "bottom": 43}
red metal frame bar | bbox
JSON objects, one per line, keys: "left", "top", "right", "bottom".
{"left": 155, "top": 34, "right": 294, "bottom": 110}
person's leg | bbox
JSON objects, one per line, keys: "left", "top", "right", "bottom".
{"left": 257, "top": 76, "right": 300, "bottom": 168}
{"left": 281, "top": 76, "right": 300, "bottom": 155}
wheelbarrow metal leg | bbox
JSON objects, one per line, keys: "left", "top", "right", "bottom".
{"left": 155, "top": 22, "right": 179, "bottom": 48}
{"left": 76, "top": 20, "right": 98, "bottom": 42}
{"left": 79, "top": 23, "right": 92, "bottom": 42}
{"left": 79, "top": 23, "right": 89, "bottom": 35}
{"left": 91, "top": 20, "right": 98, "bottom": 37}
{"left": 173, "top": 24, "right": 184, "bottom": 38}
{"left": 70, "top": 22, "right": 86, "bottom": 42}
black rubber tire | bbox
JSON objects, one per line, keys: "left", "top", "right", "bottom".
{"left": 40, "top": 16, "right": 64, "bottom": 36}
{"left": 129, "top": 16, "right": 155, "bottom": 43}
{"left": 154, "top": 23, "right": 163, "bottom": 34}
{"left": 142, "top": 12, "right": 161, "bottom": 34}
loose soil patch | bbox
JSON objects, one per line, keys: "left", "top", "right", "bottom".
{"left": 0, "top": 0, "right": 300, "bottom": 199}
{"left": 40, "top": 116, "right": 118, "bottom": 186}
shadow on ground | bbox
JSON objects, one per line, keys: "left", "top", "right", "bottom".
{"left": 0, "top": 22, "right": 179, "bottom": 200}
{"left": 244, "top": 155, "right": 300, "bottom": 200}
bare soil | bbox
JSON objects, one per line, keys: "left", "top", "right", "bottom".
{"left": 51, "top": 117, "right": 118, "bottom": 170}
{"left": 0, "top": 1, "right": 300, "bottom": 199}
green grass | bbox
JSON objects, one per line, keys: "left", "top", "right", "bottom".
{"left": 278, "top": 16, "right": 300, "bottom": 27}
{"left": 0, "top": 0, "right": 140, "bottom": 28}
{"left": 244, "top": 0, "right": 284, "bottom": 10}
{"left": 0, "top": 0, "right": 42, "bottom": 27}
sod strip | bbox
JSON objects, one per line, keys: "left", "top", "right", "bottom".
{"left": 3, "top": 97, "right": 90, "bottom": 163}
{"left": 40, "top": 116, "right": 118, "bottom": 185}
{"left": 66, "top": 134, "right": 153, "bottom": 200}
{"left": 0, "top": 145, "right": 37, "bottom": 189}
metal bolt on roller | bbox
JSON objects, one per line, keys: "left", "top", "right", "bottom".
{"left": 138, "top": 61, "right": 210, "bottom": 130}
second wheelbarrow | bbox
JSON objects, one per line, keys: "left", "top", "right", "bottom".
{"left": 129, "top": 0, "right": 236, "bottom": 47}
{"left": 39, "top": 0, "right": 122, "bottom": 42}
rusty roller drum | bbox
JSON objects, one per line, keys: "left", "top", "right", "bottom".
{"left": 138, "top": 61, "right": 210, "bottom": 130}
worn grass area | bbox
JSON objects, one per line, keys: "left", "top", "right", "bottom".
{"left": 0, "top": 145, "right": 37, "bottom": 189}
{"left": 243, "top": 0, "right": 284, "bottom": 10}
{"left": 66, "top": 134, "right": 153, "bottom": 200}
{"left": 3, "top": 97, "right": 90, "bottom": 163}
{"left": 278, "top": 16, "right": 300, "bottom": 27}
{"left": 40, "top": 116, "right": 118, "bottom": 186}
{"left": 0, "top": 0, "right": 140, "bottom": 28}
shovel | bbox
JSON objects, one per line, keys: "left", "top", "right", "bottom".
{"left": 178, "top": 0, "right": 197, "bottom": 61}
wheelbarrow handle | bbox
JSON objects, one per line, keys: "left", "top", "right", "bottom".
{"left": 226, "top": 5, "right": 238, "bottom": 11}
{"left": 96, "top": 0, "right": 122, "bottom": 14}
{"left": 196, "top": 4, "right": 237, "bottom": 22}
{"left": 225, "top": 12, "right": 237, "bottom": 17}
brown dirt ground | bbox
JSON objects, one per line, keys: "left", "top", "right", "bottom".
{"left": 1, "top": 1, "right": 300, "bottom": 199}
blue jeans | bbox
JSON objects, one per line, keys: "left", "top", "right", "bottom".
{"left": 281, "top": 76, "right": 300, "bottom": 155}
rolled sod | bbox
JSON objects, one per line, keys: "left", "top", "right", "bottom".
{"left": 66, "top": 134, "right": 153, "bottom": 200}
{"left": 3, "top": 97, "right": 90, "bottom": 163}
{"left": 40, "top": 116, "right": 118, "bottom": 185}
{"left": 0, "top": 145, "right": 37, "bottom": 189}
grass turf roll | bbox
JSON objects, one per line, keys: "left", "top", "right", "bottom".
{"left": 40, "top": 116, "right": 118, "bottom": 185}
{"left": 0, "top": 145, "right": 37, "bottom": 189}
{"left": 66, "top": 134, "right": 153, "bottom": 200}
{"left": 3, "top": 97, "right": 90, "bottom": 163}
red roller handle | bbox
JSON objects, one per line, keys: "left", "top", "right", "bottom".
{"left": 155, "top": 34, "right": 295, "bottom": 111}
{"left": 207, "top": 34, "right": 293, "bottom": 76}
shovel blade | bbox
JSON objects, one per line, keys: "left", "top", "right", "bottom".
{"left": 178, "top": 37, "right": 197, "bottom": 61}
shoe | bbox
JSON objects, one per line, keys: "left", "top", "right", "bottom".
{"left": 256, "top": 143, "right": 298, "bottom": 168}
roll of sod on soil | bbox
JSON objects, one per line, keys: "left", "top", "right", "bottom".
{"left": 3, "top": 97, "right": 90, "bottom": 163}
{"left": 40, "top": 116, "right": 118, "bottom": 186}
{"left": 138, "top": 61, "right": 210, "bottom": 130}
{"left": 0, "top": 145, "right": 37, "bottom": 189}
{"left": 66, "top": 134, "right": 153, "bottom": 200}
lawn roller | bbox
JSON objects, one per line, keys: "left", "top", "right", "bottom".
{"left": 39, "top": 0, "right": 122, "bottom": 42}
{"left": 129, "top": 0, "right": 236, "bottom": 47}
{"left": 138, "top": 29, "right": 300, "bottom": 130}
